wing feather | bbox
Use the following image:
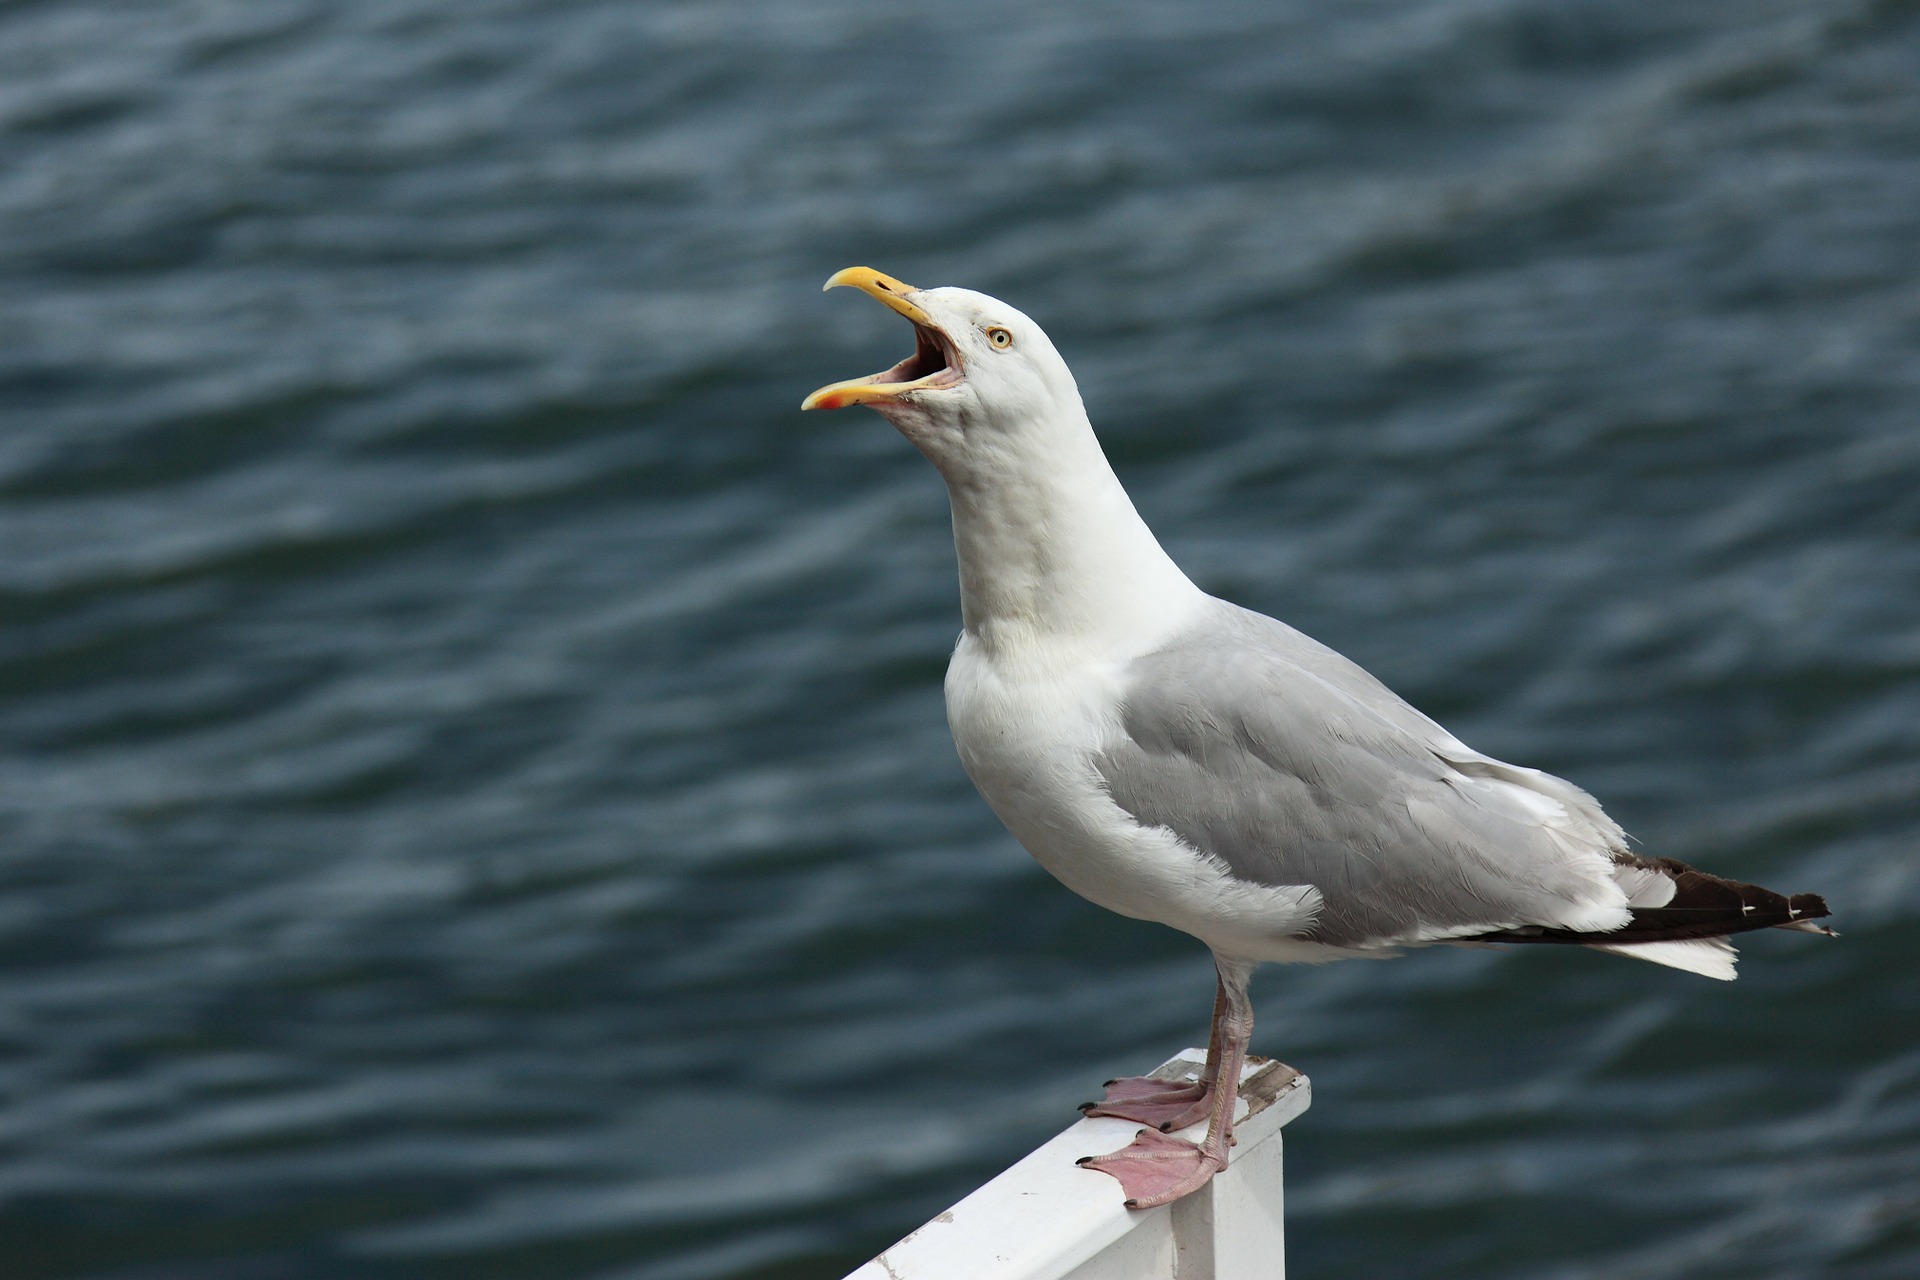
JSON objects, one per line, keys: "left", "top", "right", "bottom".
{"left": 1093, "top": 602, "right": 1632, "bottom": 948}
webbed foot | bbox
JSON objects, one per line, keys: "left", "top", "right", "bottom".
{"left": 1077, "top": 1126, "right": 1225, "bottom": 1208}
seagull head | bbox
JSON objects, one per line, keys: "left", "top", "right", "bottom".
{"left": 801, "top": 267, "right": 1082, "bottom": 474}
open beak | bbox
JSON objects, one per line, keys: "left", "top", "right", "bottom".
{"left": 801, "top": 267, "right": 963, "bottom": 411}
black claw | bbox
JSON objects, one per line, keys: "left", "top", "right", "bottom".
{"left": 1075, "top": 1155, "right": 1093, "bottom": 1166}
{"left": 1158, "top": 1122, "right": 1174, "bottom": 1132}
{"left": 1103, "top": 1078, "right": 1118, "bottom": 1087}
{"left": 1123, "top": 1198, "right": 1141, "bottom": 1210}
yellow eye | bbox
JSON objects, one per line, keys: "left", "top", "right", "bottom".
{"left": 986, "top": 326, "right": 1014, "bottom": 349}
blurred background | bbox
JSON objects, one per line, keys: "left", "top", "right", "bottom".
{"left": 2, "top": 1, "right": 1917, "bottom": 1277}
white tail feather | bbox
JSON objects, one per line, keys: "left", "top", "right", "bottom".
{"left": 1585, "top": 936, "right": 1738, "bottom": 981}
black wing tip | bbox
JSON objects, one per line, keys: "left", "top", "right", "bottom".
{"left": 1786, "top": 892, "right": 1831, "bottom": 920}
{"left": 1778, "top": 892, "right": 1838, "bottom": 937}
{"left": 1467, "top": 864, "right": 1835, "bottom": 947}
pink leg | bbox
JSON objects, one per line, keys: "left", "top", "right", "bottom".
{"left": 1080, "top": 975, "right": 1227, "bottom": 1131}
{"left": 1079, "top": 957, "right": 1256, "bottom": 1209}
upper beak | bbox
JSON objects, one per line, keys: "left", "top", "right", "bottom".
{"left": 801, "top": 267, "right": 961, "bottom": 411}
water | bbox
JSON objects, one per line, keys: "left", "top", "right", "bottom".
{"left": 2, "top": 1, "right": 1917, "bottom": 1277}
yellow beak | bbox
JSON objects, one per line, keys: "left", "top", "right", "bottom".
{"left": 801, "top": 267, "right": 958, "bottom": 411}
{"left": 820, "top": 266, "right": 932, "bottom": 324}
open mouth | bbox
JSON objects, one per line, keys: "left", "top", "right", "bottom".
{"left": 868, "top": 323, "right": 963, "bottom": 390}
{"left": 801, "top": 267, "right": 964, "bottom": 411}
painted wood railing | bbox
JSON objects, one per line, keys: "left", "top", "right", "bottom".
{"left": 842, "top": 1049, "right": 1310, "bottom": 1280}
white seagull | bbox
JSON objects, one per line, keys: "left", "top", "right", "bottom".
{"left": 801, "top": 267, "right": 1834, "bottom": 1209}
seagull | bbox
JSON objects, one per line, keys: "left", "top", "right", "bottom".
{"left": 801, "top": 267, "right": 1834, "bottom": 1210}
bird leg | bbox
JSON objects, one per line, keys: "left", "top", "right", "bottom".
{"left": 1078, "top": 957, "right": 1255, "bottom": 1209}
{"left": 1079, "top": 973, "right": 1226, "bottom": 1131}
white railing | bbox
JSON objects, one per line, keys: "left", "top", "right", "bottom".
{"left": 842, "top": 1050, "right": 1310, "bottom": 1280}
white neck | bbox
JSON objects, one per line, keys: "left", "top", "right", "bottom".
{"left": 937, "top": 399, "right": 1204, "bottom": 656}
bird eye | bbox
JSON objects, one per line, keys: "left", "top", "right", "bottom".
{"left": 985, "top": 326, "right": 1014, "bottom": 349}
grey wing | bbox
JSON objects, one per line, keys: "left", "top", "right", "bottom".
{"left": 1211, "top": 604, "right": 1631, "bottom": 854}
{"left": 1094, "top": 603, "right": 1631, "bottom": 948}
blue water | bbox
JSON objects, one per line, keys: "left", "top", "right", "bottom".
{"left": 3, "top": 2, "right": 1917, "bottom": 1277}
